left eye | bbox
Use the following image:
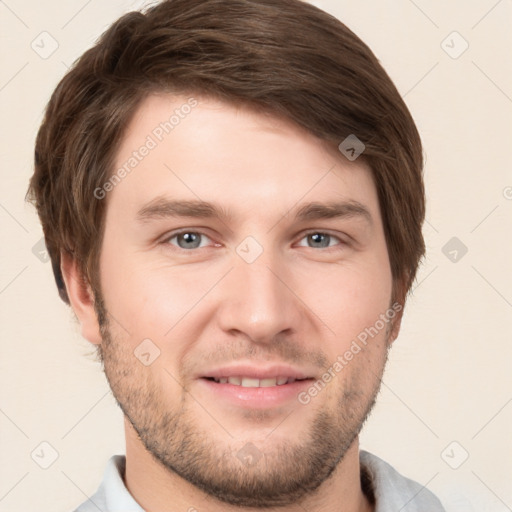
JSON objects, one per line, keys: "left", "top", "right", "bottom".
{"left": 164, "top": 231, "right": 343, "bottom": 251}
{"left": 297, "top": 232, "right": 343, "bottom": 249}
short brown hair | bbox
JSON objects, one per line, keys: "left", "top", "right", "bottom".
{"left": 26, "top": 0, "right": 425, "bottom": 307}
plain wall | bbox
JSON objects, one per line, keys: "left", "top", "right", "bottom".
{"left": 1, "top": 1, "right": 511, "bottom": 511}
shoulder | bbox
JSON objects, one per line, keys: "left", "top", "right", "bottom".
{"left": 360, "top": 450, "right": 446, "bottom": 511}
{"left": 71, "top": 455, "right": 143, "bottom": 512}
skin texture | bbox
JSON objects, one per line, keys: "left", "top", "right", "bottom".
{"left": 62, "top": 94, "right": 404, "bottom": 512}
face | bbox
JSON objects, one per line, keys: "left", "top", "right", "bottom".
{"left": 92, "top": 94, "right": 397, "bottom": 507}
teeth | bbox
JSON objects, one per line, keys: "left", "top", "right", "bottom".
{"left": 211, "top": 376, "right": 302, "bottom": 387}
{"left": 241, "top": 377, "right": 260, "bottom": 387}
{"left": 259, "top": 378, "right": 278, "bottom": 387}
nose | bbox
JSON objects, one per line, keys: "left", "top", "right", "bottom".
{"left": 216, "top": 246, "right": 304, "bottom": 345}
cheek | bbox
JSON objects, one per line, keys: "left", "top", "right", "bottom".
{"left": 99, "top": 248, "right": 167, "bottom": 337}
{"left": 100, "top": 250, "right": 215, "bottom": 349}
{"left": 301, "top": 258, "right": 392, "bottom": 345}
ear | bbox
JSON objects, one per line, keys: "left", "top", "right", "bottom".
{"left": 387, "top": 275, "right": 408, "bottom": 345}
{"left": 60, "top": 250, "right": 102, "bottom": 345}
{"left": 387, "top": 306, "right": 404, "bottom": 345}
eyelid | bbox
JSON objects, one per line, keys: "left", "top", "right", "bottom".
{"left": 295, "top": 229, "right": 347, "bottom": 248}
{"left": 162, "top": 228, "right": 348, "bottom": 251}
{"left": 162, "top": 228, "right": 216, "bottom": 248}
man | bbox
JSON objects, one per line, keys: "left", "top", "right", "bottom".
{"left": 26, "top": 0, "right": 446, "bottom": 510}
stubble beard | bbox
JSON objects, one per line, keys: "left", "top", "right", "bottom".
{"left": 94, "top": 297, "right": 387, "bottom": 508}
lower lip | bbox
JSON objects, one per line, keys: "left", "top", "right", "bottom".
{"left": 197, "top": 378, "right": 314, "bottom": 408}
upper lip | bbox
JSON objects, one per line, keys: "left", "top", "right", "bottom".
{"left": 199, "top": 364, "right": 316, "bottom": 380}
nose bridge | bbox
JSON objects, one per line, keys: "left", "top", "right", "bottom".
{"left": 219, "top": 239, "right": 299, "bottom": 343}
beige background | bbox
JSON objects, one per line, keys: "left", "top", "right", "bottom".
{"left": 1, "top": 1, "right": 511, "bottom": 511}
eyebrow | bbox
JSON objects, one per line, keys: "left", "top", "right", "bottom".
{"left": 135, "top": 197, "right": 373, "bottom": 226}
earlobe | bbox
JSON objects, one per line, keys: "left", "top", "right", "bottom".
{"left": 60, "top": 251, "right": 102, "bottom": 345}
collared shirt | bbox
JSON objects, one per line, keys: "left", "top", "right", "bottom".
{"left": 74, "top": 450, "right": 446, "bottom": 511}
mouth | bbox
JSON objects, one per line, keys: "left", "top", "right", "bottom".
{"left": 196, "top": 363, "right": 317, "bottom": 408}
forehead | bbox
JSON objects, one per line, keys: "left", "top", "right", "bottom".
{"left": 108, "top": 93, "right": 380, "bottom": 222}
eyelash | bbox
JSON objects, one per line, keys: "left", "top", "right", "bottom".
{"left": 161, "top": 229, "right": 347, "bottom": 252}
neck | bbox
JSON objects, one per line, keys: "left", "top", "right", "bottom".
{"left": 123, "top": 418, "right": 374, "bottom": 512}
